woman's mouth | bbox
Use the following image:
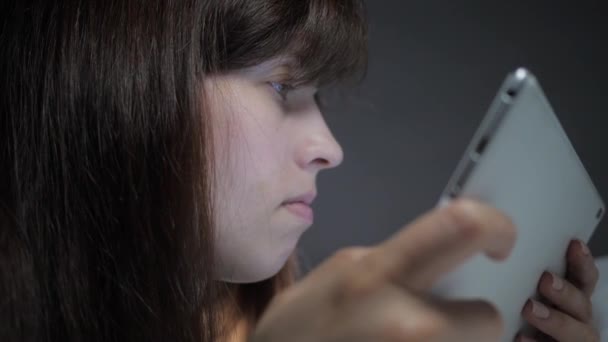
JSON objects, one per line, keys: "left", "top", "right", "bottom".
{"left": 283, "top": 201, "right": 314, "bottom": 223}
{"left": 282, "top": 191, "right": 316, "bottom": 223}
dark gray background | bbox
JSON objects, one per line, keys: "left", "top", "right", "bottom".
{"left": 298, "top": 1, "right": 607, "bottom": 272}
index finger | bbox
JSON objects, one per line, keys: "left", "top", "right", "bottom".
{"left": 368, "top": 198, "right": 517, "bottom": 291}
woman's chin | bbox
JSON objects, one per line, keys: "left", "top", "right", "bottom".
{"left": 218, "top": 249, "right": 294, "bottom": 284}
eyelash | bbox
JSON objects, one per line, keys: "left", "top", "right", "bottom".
{"left": 269, "top": 81, "right": 295, "bottom": 101}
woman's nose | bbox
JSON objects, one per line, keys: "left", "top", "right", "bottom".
{"left": 296, "top": 120, "right": 344, "bottom": 172}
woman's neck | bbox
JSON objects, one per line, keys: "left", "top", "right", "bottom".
{"left": 224, "top": 318, "right": 249, "bottom": 342}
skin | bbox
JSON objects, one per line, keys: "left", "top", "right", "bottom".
{"left": 516, "top": 239, "right": 600, "bottom": 341}
{"left": 206, "top": 57, "right": 343, "bottom": 283}
{"left": 207, "top": 57, "right": 600, "bottom": 341}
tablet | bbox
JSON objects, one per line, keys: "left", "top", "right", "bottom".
{"left": 431, "top": 68, "right": 605, "bottom": 341}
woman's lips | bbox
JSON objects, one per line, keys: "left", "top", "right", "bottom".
{"left": 283, "top": 201, "right": 314, "bottom": 223}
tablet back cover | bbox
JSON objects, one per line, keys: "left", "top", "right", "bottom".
{"left": 433, "top": 70, "right": 605, "bottom": 341}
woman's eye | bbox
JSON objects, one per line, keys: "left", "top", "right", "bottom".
{"left": 269, "top": 81, "right": 295, "bottom": 101}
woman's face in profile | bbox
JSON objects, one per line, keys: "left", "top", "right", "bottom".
{"left": 206, "top": 57, "right": 344, "bottom": 283}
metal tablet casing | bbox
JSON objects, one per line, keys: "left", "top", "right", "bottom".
{"left": 433, "top": 68, "right": 605, "bottom": 341}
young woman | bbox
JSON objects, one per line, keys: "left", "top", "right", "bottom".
{"left": 0, "top": 0, "right": 600, "bottom": 341}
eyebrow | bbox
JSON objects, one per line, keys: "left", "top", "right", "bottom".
{"left": 266, "top": 55, "right": 298, "bottom": 69}
{"left": 241, "top": 56, "right": 319, "bottom": 87}
{"left": 240, "top": 56, "right": 297, "bottom": 77}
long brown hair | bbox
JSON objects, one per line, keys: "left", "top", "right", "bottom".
{"left": 0, "top": 0, "right": 367, "bottom": 341}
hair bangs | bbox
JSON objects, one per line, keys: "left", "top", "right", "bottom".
{"left": 215, "top": 0, "right": 368, "bottom": 86}
{"left": 287, "top": 0, "right": 368, "bottom": 86}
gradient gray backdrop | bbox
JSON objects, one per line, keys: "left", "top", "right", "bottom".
{"left": 298, "top": 1, "right": 607, "bottom": 273}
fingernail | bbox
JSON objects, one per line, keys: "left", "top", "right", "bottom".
{"left": 551, "top": 273, "right": 564, "bottom": 291}
{"left": 531, "top": 299, "right": 550, "bottom": 319}
{"left": 578, "top": 239, "right": 591, "bottom": 256}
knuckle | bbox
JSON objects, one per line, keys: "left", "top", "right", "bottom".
{"left": 350, "top": 247, "right": 394, "bottom": 280}
{"left": 331, "top": 247, "right": 369, "bottom": 264}
{"left": 332, "top": 269, "right": 377, "bottom": 307}
{"left": 581, "top": 297, "right": 594, "bottom": 322}
{"left": 551, "top": 309, "right": 567, "bottom": 328}
{"left": 379, "top": 310, "right": 447, "bottom": 342}
{"left": 329, "top": 248, "right": 391, "bottom": 307}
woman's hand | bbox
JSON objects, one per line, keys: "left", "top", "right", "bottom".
{"left": 250, "top": 199, "right": 517, "bottom": 342}
{"left": 516, "top": 240, "right": 600, "bottom": 342}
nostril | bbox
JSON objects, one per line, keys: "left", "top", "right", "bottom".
{"left": 298, "top": 133, "right": 343, "bottom": 170}
{"left": 313, "top": 157, "right": 330, "bottom": 167}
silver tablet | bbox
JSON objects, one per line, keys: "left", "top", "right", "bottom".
{"left": 431, "top": 68, "right": 605, "bottom": 341}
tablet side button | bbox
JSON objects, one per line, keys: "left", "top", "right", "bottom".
{"left": 475, "top": 136, "right": 490, "bottom": 157}
{"left": 451, "top": 158, "right": 477, "bottom": 198}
